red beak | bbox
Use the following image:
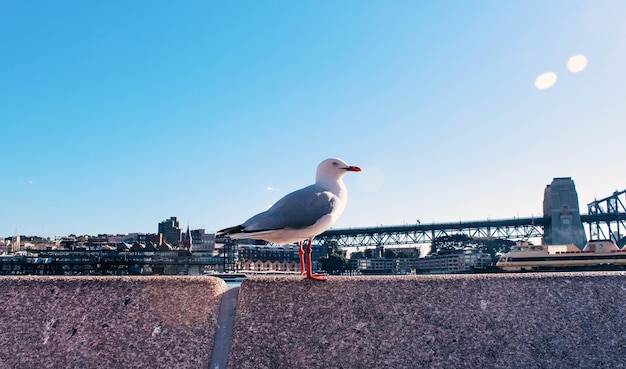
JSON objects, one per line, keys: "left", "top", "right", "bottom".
{"left": 345, "top": 166, "right": 362, "bottom": 172}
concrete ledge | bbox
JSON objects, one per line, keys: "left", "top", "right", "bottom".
{"left": 229, "top": 273, "right": 626, "bottom": 369}
{"left": 5, "top": 273, "right": 626, "bottom": 368}
{"left": 0, "top": 276, "right": 227, "bottom": 369}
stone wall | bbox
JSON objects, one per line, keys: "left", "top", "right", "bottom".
{"left": 229, "top": 273, "right": 626, "bottom": 369}
{"left": 0, "top": 276, "right": 226, "bottom": 369}
{"left": 4, "top": 273, "right": 626, "bottom": 369}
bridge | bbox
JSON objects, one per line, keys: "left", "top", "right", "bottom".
{"left": 316, "top": 213, "right": 626, "bottom": 249}
{"left": 316, "top": 180, "right": 626, "bottom": 250}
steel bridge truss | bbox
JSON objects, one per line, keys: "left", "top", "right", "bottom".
{"left": 587, "top": 189, "right": 626, "bottom": 246}
{"left": 316, "top": 217, "right": 548, "bottom": 248}
{"left": 317, "top": 213, "right": 626, "bottom": 249}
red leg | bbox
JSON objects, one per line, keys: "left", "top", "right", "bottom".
{"left": 305, "top": 237, "right": 327, "bottom": 281}
{"left": 298, "top": 241, "right": 305, "bottom": 275}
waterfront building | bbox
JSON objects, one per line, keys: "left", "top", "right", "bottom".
{"left": 238, "top": 260, "right": 300, "bottom": 272}
{"left": 238, "top": 244, "right": 299, "bottom": 263}
{"left": 237, "top": 243, "right": 329, "bottom": 263}
{"left": 235, "top": 243, "right": 328, "bottom": 272}
{"left": 189, "top": 229, "right": 215, "bottom": 252}
{"left": 86, "top": 235, "right": 108, "bottom": 249}
{"left": 350, "top": 251, "right": 491, "bottom": 275}
{"left": 138, "top": 233, "right": 162, "bottom": 246}
{"left": 108, "top": 233, "right": 140, "bottom": 244}
{"left": 5, "top": 236, "right": 21, "bottom": 253}
{"left": 414, "top": 252, "right": 492, "bottom": 274}
{"left": 158, "top": 217, "right": 182, "bottom": 247}
{"left": 354, "top": 258, "right": 404, "bottom": 274}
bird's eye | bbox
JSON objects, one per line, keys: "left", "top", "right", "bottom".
{"left": 332, "top": 161, "right": 338, "bottom": 167}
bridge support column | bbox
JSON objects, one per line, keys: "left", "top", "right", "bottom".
{"left": 543, "top": 177, "right": 587, "bottom": 248}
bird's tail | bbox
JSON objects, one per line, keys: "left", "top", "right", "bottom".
{"left": 216, "top": 225, "right": 245, "bottom": 238}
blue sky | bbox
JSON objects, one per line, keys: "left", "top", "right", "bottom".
{"left": 2, "top": 1, "right": 625, "bottom": 238}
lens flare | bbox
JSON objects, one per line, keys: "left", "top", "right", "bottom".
{"left": 534, "top": 72, "right": 558, "bottom": 90}
{"left": 567, "top": 54, "right": 588, "bottom": 73}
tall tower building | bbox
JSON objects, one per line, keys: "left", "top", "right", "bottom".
{"left": 158, "top": 217, "right": 182, "bottom": 247}
{"left": 542, "top": 177, "right": 587, "bottom": 249}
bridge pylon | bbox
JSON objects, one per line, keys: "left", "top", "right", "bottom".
{"left": 542, "top": 177, "right": 587, "bottom": 249}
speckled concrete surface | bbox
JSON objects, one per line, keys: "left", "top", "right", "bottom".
{"left": 228, "top": 273, "right": 626, "bottom": 369}
{"left": 0, "top": 276, "right": 226, "bottom": 369}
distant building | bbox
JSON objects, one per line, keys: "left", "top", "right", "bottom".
{"left": 542, "top": 177, "right": 587, "bottom": 249}
{"left": 237, "top": 243, "right": 329, "bottom": 271}
{"left": 238, "top": 260, "right": 300, "bottom": 272}
{"left": 238, "top": 244, "right": 299, "bottom": 263}
{"left": 350, "top": 251, "right": 491, "bottom": 275}
{"left": 138, "top": 233, "right": 162, "bottom": 246}
{"left": 352, "top": 258, "right": 402, "bottom": 274}
{"left": 158, "top": 217, "right": 182, "bottom": 247}
{"left": 108, "top": 233, "right": 140, "bottom": 244}
{"left": 413, "top": 252, "right": 491, "bottom": 274}
{"left": 2, "top": 237, "right": 20, "bottom": 254}
{"left": 182, "top": 226, "right": 192, "bottom": 250}
{"left": 8, "top": 236, "right": 20, "bottom": 253}
{"left": 86, "top": 235, "right": 108, "bottom": 249}
{"left": 189, "top": 229, "right": 215, "bottom": 252}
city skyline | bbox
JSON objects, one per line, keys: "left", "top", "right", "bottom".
{"left": 3, "top": 2, "right": 626, "bottom": 238}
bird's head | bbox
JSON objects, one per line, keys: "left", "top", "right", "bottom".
{"left": 316, "top": 158, "right": 361, "bottom": 182}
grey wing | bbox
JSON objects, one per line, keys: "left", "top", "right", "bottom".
{"left": 242, "top": 185, "right": 336, "bottom": 232}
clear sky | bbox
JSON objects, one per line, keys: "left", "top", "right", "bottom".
{"left": 2, "top": 1, "right": 625, "bottom": 238}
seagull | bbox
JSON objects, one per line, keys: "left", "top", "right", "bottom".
{"left": 217, "top": 158, "right": 361, "bottom": 281}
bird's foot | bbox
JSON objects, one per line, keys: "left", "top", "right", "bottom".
{"left": 305, "top": 273, "right": 328, "bottom": 281}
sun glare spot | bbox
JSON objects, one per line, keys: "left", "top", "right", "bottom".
{"left": 535, "top": 72, "right": 557, "bottom": 90}
{"left": 567, "top": 54, "right": 588, "bottom": 73}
